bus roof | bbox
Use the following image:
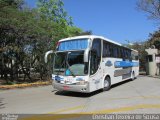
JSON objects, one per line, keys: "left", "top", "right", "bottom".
{"left": 59, "top": 35, "right": 138, "bottom": 52}
{"left": 59, "top": 35, "right": 122, "bottom": 46}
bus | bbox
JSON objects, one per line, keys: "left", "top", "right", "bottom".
{"left": 45, "top": 35, "right": 139, "bottom": 93}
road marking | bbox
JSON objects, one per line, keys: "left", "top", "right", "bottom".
{"left": 21, "top": 114, "right": 83, "bottom": 120}
{"left": 47, "top": 105, "right": 84, "bottom": 114}
{"left": 20, "top": 105, "right": 84, "bottom": 120}
{"left": 20, "top": 104, "right": 160, "bottom": 120}
{"left": 84, "top": 104, "right": 160, "bottom": 114}
{"left": 143, "top": 96, "right": 160, "bottom": 99}
{"left": 108, "top": 95, "right": 160, "bottom": 100}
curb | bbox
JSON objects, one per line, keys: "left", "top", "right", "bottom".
{"left": 0, "top": 81, "right": 52, "bottom": 90}
{"left": 147, "top": 75, "right": 160, "bottom": 79}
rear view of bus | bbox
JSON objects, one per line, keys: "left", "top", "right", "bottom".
{"left": 45, "top": 35, "right": 139, "bottom": 93}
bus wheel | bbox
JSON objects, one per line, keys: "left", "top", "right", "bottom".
{"left": 131, "top": 71, "right": 135, "bottom": 80}
{"left": 103, "top": 76, "right": 111, "bottom": 91}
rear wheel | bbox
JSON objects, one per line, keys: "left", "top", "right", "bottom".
{"left": 131, "top": 71, "right": 135, "bottom": 80}
{"left": 103, "top": 76, "right": 111, "bottom": 91}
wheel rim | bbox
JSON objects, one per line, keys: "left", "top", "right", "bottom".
{"left": 104, "top": 79, "right": 109, "bottom": 88}
{"left": 132, "top": 72, "right": 135, "bottom": 79}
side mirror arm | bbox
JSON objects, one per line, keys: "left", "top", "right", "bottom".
{"left": 84, "top": 48, "right": 90, "bottom": 62}
{"left": 44, "top": 50, "right": 53, "bottom": 63}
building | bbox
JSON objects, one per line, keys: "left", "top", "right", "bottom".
{"left": 145, "top": 46, "right": 160, "bottom": 76}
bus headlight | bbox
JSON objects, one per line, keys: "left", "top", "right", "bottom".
{"left": 76, "top": 81, "right": 88, "bottom": 85}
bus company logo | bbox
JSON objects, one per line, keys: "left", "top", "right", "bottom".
{"left": 76, "top": 78, "right": 83, "bottom": 81}
{"left": 65, "top": 78, "right": 73, "bottom": 83}
{"left": 54, "top": 76, "right": 64, "bottom": 81}
{"left": 65, "top": 80, "right": 69, "bottom": 84}
{"left": 105, "top": 60, "right": 113, "bottom": 67}
{"left": 94, "top": 79, "right": 100, "bottom": 84}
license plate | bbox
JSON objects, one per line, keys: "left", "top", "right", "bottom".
{"left": 63, "top": 86, "right": 70, "bottom": 90}
{"left": 65, "top": 78, "right": 73, "bottom": 84}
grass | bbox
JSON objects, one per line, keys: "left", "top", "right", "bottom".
{"left": 0, "top": 80, "right": 52, "bottom": 90}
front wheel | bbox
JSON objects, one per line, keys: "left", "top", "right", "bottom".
{"left": 103, "top": 77, "right": 111, "bottom": 91}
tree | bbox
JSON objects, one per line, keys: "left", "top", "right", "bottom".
{"left": 0, "top": 0, "right": 84, "bottom": 83}
{"left": 66, "top": 26, "right": 82, "bottom": 37}
{"left": 0, "top": 0, "right": 59, "bottom": 82}
{"left": 37, "top": 0, "right": 76, "bottom": 46}
{"left": 0, "top": 0, "right": 27, "bottom": 82}
{"left": 137, "top": 0, "right": 160, "bottom": 50}
{"left": 0, "top": 0, "right": 24, "bottom": 9}
{"left": 137, "top": 0, "right": 160, "bottom": 21}
{"left": 37, "top": 0, "right": 72, "bottom": 25}
{"left": 79, "top": 30, "right": 92, "bottom": 35}
{"left": 147, "top": 30, "right": 160, "bottom": 50}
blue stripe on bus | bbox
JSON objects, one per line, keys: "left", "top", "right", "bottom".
{"left": 114, "top": 61, "right": 139, "bottom": 68}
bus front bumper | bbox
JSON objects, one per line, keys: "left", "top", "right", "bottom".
{"left": 53, "top": 81, "right": 90, "bottom": 93}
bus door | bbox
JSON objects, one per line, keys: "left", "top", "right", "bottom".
{"left": 89, "top": 38, "right": 103, "bottom": 90}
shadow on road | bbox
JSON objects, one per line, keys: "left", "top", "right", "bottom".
{"left": 55, "top": 89, "right": 102, "bottom": 98}
{"left": 0, "top": 98, "right": 6, "bottom": 109}
{"left": 111, "top": 79, "right": 132, "bottom": 89}
{"left": 54, "top": 79, "right": 133, "bottom": 98}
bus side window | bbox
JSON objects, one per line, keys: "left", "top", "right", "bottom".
{"left": 109, "top": 44, "right": 113, "bottom": 57}
{"left": 113, "top": 46, "right": 118, "bottom": 58}
{"left": 103, "top": 41, "right": 107, "bottom": 57}
{"left": 117, "top": 47, "right": 120, "bottom": 58}
{"left": 135, "top": 56, "right": 139, "bottom": 60}
{"left": 120, "top": 48, "right": 123, "bottom": 58}
{"left": 90, "top": 39, "right": 101, "bottom": 75}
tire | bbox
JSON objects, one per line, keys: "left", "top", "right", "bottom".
{"left": 103, "top": 76, "right": 111, "bottom": 91}
{"left": 131, "top": 71, "right": 135, "bottom": 80}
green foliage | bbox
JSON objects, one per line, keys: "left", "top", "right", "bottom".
{"left": 0, "top": 1, "right": 51, "bottom": 81}
{"left": 37, "top": 0, "right": 83, "bottom": 46}
{"left": 37, "top": 0, "right": 73, "bottom": 25}
{"left": 0, "top": 0, "right": 24, "bottom": 8}
{"left": 0, "top": 0, "right": 83, "bottom": 82}
{"left": 79, "top": 30, "right": 92, "bottom": 35}
{"left": 137, "top": 0, "right": 160, "bottom": 21}
{"left": 148, "top": 30, "right": 160, "bottom": 50}
{"left": 66, "top": 26, "right": 82, "bottom": 37}
{"left": 125, "top": 30, "right": 160, "bottom": 72}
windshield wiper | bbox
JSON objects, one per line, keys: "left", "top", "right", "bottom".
{"left": 66, "top": 61, "right": 76, "bottom": 77}
{"left": 55, "top": 52, "right": 76, "bottom": 77}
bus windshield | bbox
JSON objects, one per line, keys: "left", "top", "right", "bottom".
{"left": 53, "top": 51, "right": 88, "bottom": 76}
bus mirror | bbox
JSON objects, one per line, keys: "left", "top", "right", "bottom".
{"left": 44, "top": 50, "right": 53, "bottom": 63}
{"left": 84, "top": 48, "right": 90, "bottom": 62}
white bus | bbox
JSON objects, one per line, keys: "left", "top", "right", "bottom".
{"left": 45, "top": 35, "right": 139, "bottom": 93}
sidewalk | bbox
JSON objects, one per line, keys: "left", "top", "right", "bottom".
{"left": 139, "top": 71, "right": 160, "bottom": 79}
{"left": 147, "top": 75, "right": 160, "bottom": 79}
{"left": 0, "top": 81, "right": 51, "bottom": 90}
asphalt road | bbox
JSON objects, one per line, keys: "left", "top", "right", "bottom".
{"left": 0, "top": 76, "right": 160, "bottom": 115}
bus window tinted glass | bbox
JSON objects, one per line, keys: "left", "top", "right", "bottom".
{"left": 90, "top": 39, "right": 101, "bottom": 75}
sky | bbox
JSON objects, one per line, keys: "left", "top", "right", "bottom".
{"left": 25, "top": 0, "right": 158, "bottom": 44}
